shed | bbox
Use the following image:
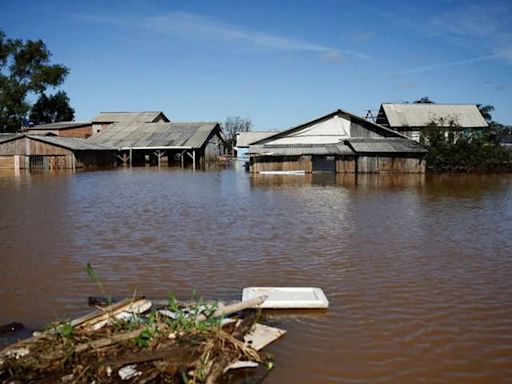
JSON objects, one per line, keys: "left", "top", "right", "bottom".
{"left": 376, "top": 103, "right": 488, "bottom": 142}
{"left": 91, "top": 111, "right": 169, "bottom": 134}
{"left": 87, "top": 121, "right": 225, "bottom": 169}
{"left": 23, "top": 121, "right": 93, "bottom": 138}
{"left": 0, "top": 134, "right": 117, "bottom": 170}
{"left": 248, "top": 109, "right": 426, "bottom": 174}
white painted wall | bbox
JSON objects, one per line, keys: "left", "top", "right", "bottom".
{"left": 267, "top": 115, "right": 351, "bottom": 145}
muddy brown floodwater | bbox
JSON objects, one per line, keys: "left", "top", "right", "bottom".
{"left": 1, "top": 167, "right": 512, "bottom": 383}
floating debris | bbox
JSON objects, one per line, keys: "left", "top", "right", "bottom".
{"left": 0, "top": 287, "right": 328, "bottom": 383}
{"left": 0, "top": 295, "right": 276, "bottom": 383}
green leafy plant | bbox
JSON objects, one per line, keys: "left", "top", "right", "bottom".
{"left": 133, "top": 327, "right": 153, "bottom": 348}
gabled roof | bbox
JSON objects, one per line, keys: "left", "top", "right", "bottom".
{"left": 236, "top": 131, "right": 280, "bottom": 147}
{"left": 378, "top": 103, "right": 488, "bottom": 128}
{"left": 91, "top": 112, "right": 169, "bottom": 124}
{"left": 251, "top": 109, "right": 406, "bottom": 146}
{"left": 26, "top": 122, "right": 91, "bottom": 130}
{"left": 87, "top": 121, "right": 222, "bottom": 149}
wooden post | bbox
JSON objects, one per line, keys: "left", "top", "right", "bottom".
{"left": 129, "top": 147, "right": 133, "bottom": 168}
{"left": 186, "top": 150, "right": 196, "bottom": 171}
{"left": 181, "top": 150, "right": 186, "bottom": 168}
{"left": 154, "top": 150, "right": 166, "bottom": 168}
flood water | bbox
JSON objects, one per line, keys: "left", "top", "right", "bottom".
{"left": 1, "top": 166, "right": 512, "bottom": 383}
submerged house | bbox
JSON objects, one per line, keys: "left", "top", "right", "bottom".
{"left": 0, "top": 134, "right": 116, "bottom": 170}
{"left": 376, "top": 103, "right": 488, "bottom": 142}
{"left": 247, "top": 109, "right": 426, "bottom": 174}
{"left": 87, "top": 121, "right": 225, "bottom": 169}
{"left": 23, "top": 121, "right": 93, "bottom": 139}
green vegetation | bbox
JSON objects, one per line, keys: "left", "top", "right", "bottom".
{"left": 29, "top": 90, "right": 75, "bottom": 124}
{"left": 0, "top": 29, "right": 71, "bottom": 132}
{"left": 422, "top": 118, "right": 512, "bottom": 173}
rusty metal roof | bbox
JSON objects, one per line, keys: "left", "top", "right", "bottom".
{"left": 380, "top": 104, "right": 488, "bottom": 128}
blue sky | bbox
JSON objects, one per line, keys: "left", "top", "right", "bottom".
{"left": 1, "top": 0, "right": 511, "bottom": 128}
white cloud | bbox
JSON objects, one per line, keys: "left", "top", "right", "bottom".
{"left": 424, "top": 3, "right": 512, "bottom": 64}
{"left": 78, "top": 11, "right": 370, "bottom": 60}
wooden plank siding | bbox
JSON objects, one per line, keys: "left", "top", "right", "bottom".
{"left": 251, "top": 155, "right": 424, "bottom": 174}
{"left": 0, "top": 156, "right": 15, "bottom": 169}
{"left": 24, "top": 126, "right": 93, "bottom": 139}
{"left": 357, "top": 156, "right": 425, "bottom": 174}
{"left": 250, "top": 156, "right": 313, "bottom": 173}
{"left": 0, "top": 136, "right": 116, "bottom": 170}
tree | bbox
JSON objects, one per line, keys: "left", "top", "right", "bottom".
{"left": 29, "top": 91, "right": 75, "bottom": 124}
{"left": 477, "top": 104, "right": 494, "bottom": 124}
{"left": 222, "top": 116, "right": 252, "bottom": 154}
{"left": 0, "top": 29, "right": 69, "bottom": 132}
{"left": 423, "top": 117, "right": 512, "bottom": 172}
{"left": 414, "top": 97, "right": 434, "bottom": 104}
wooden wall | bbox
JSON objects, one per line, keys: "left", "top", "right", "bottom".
{"left": 0, "top": 156, "right": 15, "bottom": 169}
{"left": 25, "top": 126, "right": 93, "bottom": 139}
{"left": 356, "top": 156, "right": 425, "bottom": 174}
{"left": 336, "top": 157, "right": 357, "bottom": 173}
{"left": 251, "top": 154, "right": 425, "bottom": 174}
{"left": 250, "top": 155, "right": 312, "bottom": 173}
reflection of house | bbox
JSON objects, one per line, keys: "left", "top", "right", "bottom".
{"left": 91, "top": 112, "right": 169, "bottom": 134}
{"left": 23, "top": 121, "right": 93, "bottom": 138}
{"left": 235, "top": 131, "right": 279, "bottom": 159}
{"left": 376, "top": 103, "right": 488, "bottom": 142}
{"left": 87, "top": 121, "right": 225, "bottom": 169}
{"left": 247, "top": 109, "right": 426, "bottom": 174}
{"left": 0, "top": 134, "right": 116, "bottom": 170}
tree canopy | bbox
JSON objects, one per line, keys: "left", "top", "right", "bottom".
{"left": 221, "top": 116, "right": 252, "bottom": 154}
{"left": 29, "top": 91, "right": 75, "bottom": 124}
{"left": 423, "top": 118, "right": 512, "bottom": 172}
{"left": 414, "top": 97, "right": 434, "bottom": 104}
{"left": 0, "top": 29, "right": 69, "bottom": 132}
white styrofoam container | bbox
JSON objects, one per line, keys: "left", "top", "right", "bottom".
{"left": 242, "top": 287, "right": 329, "bottom": 309}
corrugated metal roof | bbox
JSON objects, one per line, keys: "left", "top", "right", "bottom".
{"left": 0, "top": 133, "right": 23, "bottom": 144}
{"left": 27, "top": 122, "right": 91, "bottom": 130}
{"left": 345, "top": 138, "right": 427, "bottom": 154}
{"left": 381, "top": 104, "right": 488, "bottom": 128}
{"left": 27, "top": 135, "right": 116, "bottom": 151}
{"left": 248, "top": 143, "right": 354, "bottom": 156}
{"left": 236, "top": 131, "right": 280, "bottom": 147}
{"left": 87, "top": 122, "right": 220, "bottom": 149}
{"left": 91, "top": 112, "right": 168, "bottom": 123}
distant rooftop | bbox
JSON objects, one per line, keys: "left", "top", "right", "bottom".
{"left": 378, "top": 103, "right": 488, "bottom": 128}
{"left": 91, "top": 112, "right": 169, "bottom": 124}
